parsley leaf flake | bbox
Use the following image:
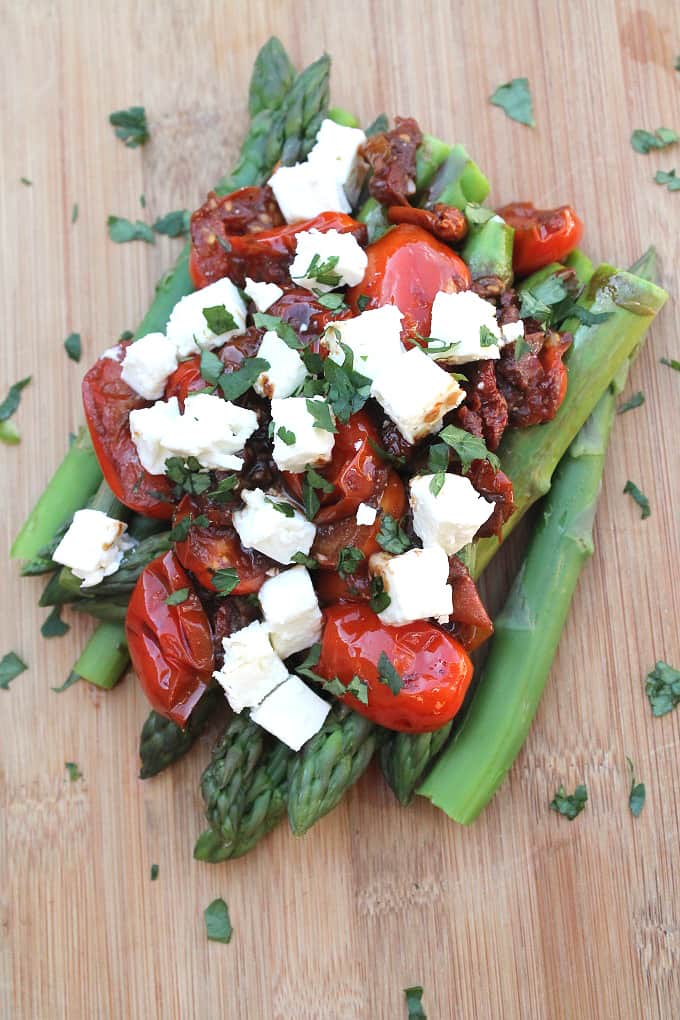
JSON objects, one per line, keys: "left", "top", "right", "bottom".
{"left": 204, "top": 898, "right": 233, "bottom": 944}
{"left": 489, "top": 77, "right": 535, "bottom": 127}
{"left": 550, "top": 783, "right": 587, "bottom": 820}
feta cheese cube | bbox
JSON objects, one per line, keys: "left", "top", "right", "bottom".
{"left": 258, "top": 566, "right": 323, "bottom": 659}
{"left": 213, "top": 621, "right": 289, "bottom": 713}
{"left": 253, "top": 330, "right": 307, "bottom": 399}
{"left": 121, "top": 332, "right": 178, "bottom": 400}
{"left": 368, "top": 547, "right": 453, "bottom": 626}
{"left": 356, "top": 502, "right": 378, "bottom": 526}
{"left": 409, "top": 474, "right": 495, "bottom": 555}
{"left": 251, "top": 675, "right": 330, "bottom": 751}
{"left": 323, "top": 305, "right": 404, "bottom": 381}
{"left": 129, "top": 396, "right": 182, "bottom": 475}
{"left": 233, "top": 488, "right": 316, "bottom": 565}
{"left": 270, "top": 396, "right": 336, "bottom": 473}
{"left": 289, "top": 229, "right": 367, "bottom": 294}
{"left": 166, "top": 277, "right": 247, "bottom": 357}
{"left": 429, "top": 289, "right": 502, "bottom": 364}
{"left": 268, "top": 161, "right": 351, "bottom": 224}
{"left": 500, "top": 318, "right": 525, "bottom": 345}
{"left": 244, "top": 277, "right": 284, "bottom": 313}
{"left": 370, "top": 346, "right": 464, "bottom": 444}
{"left": 102, "top": 344, "right": 123, "bottom": 361}
{"left": 307, "top": 118, "right": 368, "bottom": 204}
{"left": 53, "top": 509, "right": 134, "bottom": 588}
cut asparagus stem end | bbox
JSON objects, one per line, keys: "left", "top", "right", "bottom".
{"left": 72, "top": 622, "right": 129, "bottom": 690}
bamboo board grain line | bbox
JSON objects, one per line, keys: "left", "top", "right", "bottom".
{"left": 1, "top": 1, "right": 679, "bottom": 1018}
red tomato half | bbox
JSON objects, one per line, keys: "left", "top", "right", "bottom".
{"left": 312, "top": 469, "right": 406, "bottom": 571}
{"left": 496, "top": 202, "right": 583, "bottom": 277}
{"left": 126, "top": 551, "right": 214, "bottom": 726}
{"left": 346, "top": 224, "right": 471, "bottom": 341}
{"left": 317, "top": 604, "right": 473, "bottom": 732}
{"left": 189, "top": 211, "right": 367, "bottom": 289}
{"left": 172, "top": 494, "right": 273, "bottom": 594}
{"left": 82, "top": 342, "right": 174, "bottom": 519}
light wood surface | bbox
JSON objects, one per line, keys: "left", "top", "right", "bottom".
{"left": 2, "top": 1, "right": 679, "bottom": 1017}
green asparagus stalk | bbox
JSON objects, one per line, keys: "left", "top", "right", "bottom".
{"left": 462, "top": 215, "right": 514, "bottom": 294}
{"left": 328, "top": 107, "right": 359, "bottom": 128}
{"left": 70, "top": 622, "right": 129, "bottom": 690}
{"left": 415, "top": 135, "right": 453, "bottom": 192}
{"left": 247, "top": 36, "right": 295, "bottom": 119}
{"left": 565, "top": 248, "right": 594, "bottom": 285}
{"left": 287, "top": 704, "right": 377, "bottom": 836}
{"left": 469, "top": 264, "right": 668, "bottom": 580}
{"left": 71, "top": 599, "right": 129, "bottom": 623}
{"left": 139, "top": 687, "right": 224, "bottom": 779}
{"left": 423, "top": 143, "right": 490, "bottom": 209}
{"left": 379, "top": 722, "right": 453, "bottom": 806}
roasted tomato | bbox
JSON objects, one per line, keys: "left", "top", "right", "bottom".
{"left": 455, "top": 360, "right": 509, "bottom": 451}
{"left": 164, "top": 328, "right": 263, "bottom": 406}
{"left": 82, "top": 342, "right": 174, "bottom": 519}
{"left": 467, "top": 460, "right": 515, "bottom": 539}
{"left": 314, "top": 565, "right": 373, "bottom": 606}
{"left": 496, "top": 202, "right": 583, "bottom": 278}
{"left": 496, "top": 333, "right": 571, "bottom": 428}
{"left": 387, "top": 203, "right": 468, "bottom": 244}
{"left": 190, "top": 211, "right": 367, "bottom": 289}
{"left": 446, "top": 557, "right": 493, "bottom": 652}
{"left": 347, "top": 224, "right": 471, "bottom": 341}
{"left": 316, "top": 604, "right": 473, "bottom": 732}
{"left": 172, "top": 494, "right": 273, "bottom": 594}
{"left": 267, "top": 286, "right": 353, "bottom": 343}
{"left": 361, "top": 116, "right": 423, "bottom": 206}
{"left": 126, "top": 551, "right": 214, "bottom": 726}
{"left": 313, "top": 469, "right": 406, "bottom": 569}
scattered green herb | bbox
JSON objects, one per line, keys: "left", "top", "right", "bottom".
{"left": 377, "top": 652, "right": 403, "bottom": 695}
{"left": 654, "top": 169, "right": 680, "bottom": 191}
{"left": 301, "top": 465, "right": 334, "bottom": 519}
{"left": 204, "top": 898, "right": 233, "bottom": 944}
{"left": 617, "top": 391, "right": 645, "bottom": 415}
{"left": 252, "top": 312, "right": 301, "bottom": 349}
{"left": 323, "top": 344, "right": 372, "bottom": 422}
{"left": 365, "top": 113, "right": 389, "bottom": 136}
{"left": 266, "top": 498, "right": 295, "bottom": 518}
{"left": 65, "top": 762, "right": 83, "bottom": 782}
{"left": 404, "top": 985, "right": 427, "bottom": 1019}
{"left": 369, "top": 576, "right": 391, "bottom": 614}
{"left": 165, "top": 458, "right": 212, "bottom": 499}
{"left": 202, "top": 304, "right": 237, "bottom": 336}
{"left": 337, "top": 546, "right": 365, "bottom": 577}
{"left": 41, "top": 606, "right": 69, "bottom": 639}
{"left": 165, "top": 588, "right": 190, "bottom": 606}
{"left": 645, "top": 660, "right": 680, "bottom": 717}
{"left": 109, "top": 106, "right": 149, "bottom": 148}
{"left": 429, "top": 473, "right": 446, "bottom": 497}
{"left": 0, "top": 377, "right": 31, "bottom": 423}
{"left": 479, "top": 325, "right": 498, "bottom": 348}
{"left": 218, "top": 357, "right": 270, "bottom": 401}
{"left": 377, "top": 514, "right": 412, "bottom": 554}
{"left": 297, "top": 253, "right": 341, "bottom": 288}
{"left": 51, "top": 672, "right": 80, "bottom": 694}
{"left": 439, "top": 424, "right": 500, "bottom": 473}
{"left": 167, "top": 511, "right": 209, "bottom": 542}
{"left": 20, "top": 176, "right": 32, "bottom": 186}
{"left": 623, "top": 480, "right": 651, "bottom": 519}
{"left": 64, "top": 332, "right": 82, "bottom": 362}
{"left": 0, "top": 652, "right": 28, "bottom": 691}
{"left": 316, "top": 292, "right": 347, "bottom": 312}
{"left": 150, "top": 864, "right": 159, "bottom": 881}
{"left": 153, "top": 210, "right": 190, "bottom": 238}
{"left": 630, "top": 127, "right": 679, "bottom": 154}
{"left": 213, "top": 568, "right": 240, "bottom": 596}
{"left": 107, "top": 216, "right": 155, "bottom": 244}
{"left": 626, "top": 757, "right": 646, "bottom": 817}
{"left": 305, "top": 398, "right": 337, "bottom": 433}
{"left": 550, "top": 783, "right": 587, "bottom": 820}
{"left": 565, "top": 305, "right": 612, "bottom": 326}
{"left": 660, "top": 356, "right": 680, "bottom": 372}
{"left": 119, "top": 330, "right": 134, "bottom": 341}
{"left": 276, "top": 426, "right": 296, "bottom": 446}
{"left": 71, "top": 203, "right": 78, "bottom": 224}
{"left": 139, "top": 194, "right": 146, "bottom": 208}
{"left": 199, "top": 348, "right": 223, "bottom": 386}
{"left": 291, "top": 551, "right": 318, "bottom": 570}
{"left": 208, "top": 475, "right": 239, "bottom": 502}
{"left": 357, "top": 293, "right": 371, "bottom": 312}
{"left": 427, "top": 443, "right": 450, "bottom": 474}
{"left": 489, "top": 77, "right": 534, "bottom": 127}
{"left": 368, "top": 438, "right": 406, "bottom": 468}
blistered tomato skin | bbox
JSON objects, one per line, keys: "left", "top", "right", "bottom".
{"left": 316, "top": 604, "right": 474, "bottom": 732}
{"left": 346, "top": 224, "right": 471, "bottom": 342}
{"left": 82, "top": 342, "right": 175, "bottom": 519}
{"left": 125, "top": 551, "right": 215, "bottom": 726}
{"left": 496, "top": 202, "right": 583, "bottom": 277}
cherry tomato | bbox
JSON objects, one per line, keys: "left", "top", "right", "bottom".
{"left": 266, "top": 286, "right": 353, "bottom": 343}
{"left": 496, "top": 202, "right": 583, "bottom": 277}
{"left": 163, "top": 329, "right": 262, "bottom": 406}
{"left": 316, "top": 604, "right": 473, "bottom": 732}
{"left": 346, "top": 224, "right": 471, "bottom": 342}
{"left": 189, "top": 211, "right": 367, "bottom": 289}
{"left": 125, "top": 551, "right": 214, "bottom": 726}
{"left": 172, "top": 494, "right": 273, "bottom": 594}
{"left": 82, "top": 342, "right": 174, "bottom": 519}
{"left": 313, "top": 469, "right": 406, "bottom": 570}
{"left": 314, "top": 565, "right": 372, "bottom": 606}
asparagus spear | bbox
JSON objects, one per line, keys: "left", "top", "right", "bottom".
{"left": 423, "top": 143, "right": 490, "bottom": 209}
{"left": 462, "top": 214, "right": 514, "bottom": 294}
{"left": 139, "top": 687, "right": 223, "bottom": 779}
{"left": 379, "top": 723, "right": 453, "bottom": 806}
{"left": 69, "top": 622, "right": 130, "bottom": 690}
{"left": 287, "top": 704, "right": 377, "bottom": 836}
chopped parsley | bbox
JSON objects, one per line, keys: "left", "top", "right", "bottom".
{"left": 365, "top": 113, "right": 389, "bottom": 136}
{"left": 301, "top": 465, "right": 334, "bottom": 519}
{"left": 645, "top": 660, "right": 680, "bottom": 717}
{"left": 71, "top": 203, "right": 78, "bottom": 224}
{"left": 298, "top": 253, "right": 341, "bottom": 288}
{"left": 519, "top": 274, "right": 571, "bottom": 325}
{"left": 252, "top": 312, "right": 301, "bottom": 349}
{"left": 565, "top": 305, "right": 612, "bottom": 326}
{"left": 305, "top": 398, "right": 337, "bottom": 433}
{"left": 64, "top": 332, "right": 82, "bottom": 362}
{"left": 630, "top": 127, "right": 679, "bottom": 154}
{"left": 20, "top": 176, "right": 32, "bottom": 186}
{"left": 368, "top": 438, "right": 406, "bottom": 468}
{"left": 0, "top": 377, "right": 31, "bottom": 423}
{"left": 152, "top": 210, "right": 190, "bottom": 237}
{"left": 438, "top": 424, "right": 500, "bottom": 474}
{"left": 376, "top": 514, "right": 412, "bottom": 554}
{"left": 623, "top": 480, "right": 651, "bottom": 519}
{"left": 65, "top": 762, "right": 83, "bottom": 782}
{"left": 107, "top": 216, "right": 155, "bottom": 244}
{"left": 199, "top": 348, "right": 223, "bottom": 385}
{"left": 654, "top": 169, "right": 680, "bottom": 191}
{"left": 404, "top": 985, "right": 427, "bottom": 1019}
{"left": 168, "top": 512, "right": 209, "bottom": 542}
{"left": 377, "top": 652, "right": 403, "bottom": 695}
{"left": 626, "top": 757, "right": 646, "bottom": 818}
{"left": 337, "top": 546, "right": 365, "bottom": 577}
{"left": 550, "top": 783, "right": 587, "bottom": 820}
{"left": 218, "top": 357, "right": 270, "bottom": 401}
{"left": 51, "top": 672, "right": 80, "bottom": 694}
{"left": 427, "top": 442, "right": 450, "bottom": 474}
{"left": 660, "top": 356, "right": 680, "bottom": 372}
{"left": 320, "top": 675, "right": 369, "bottom": 704}
{"left": 202, "top": 304, "right": 237, "bottom": 335}
{"left": 479, "top": 325, "right": 498, "bottom": 348}
{"left": 321, "top": 343, "right": 371, "bottom": 422}
{"left": 357, "top": 293, "right": 371, "bottom": 312}
{"left": 213, "top": 568, "right": 240, "bottom": 596}
{"left": 489, "top": 77, "right": 534, "bottom": 127}
{"left": 41, "top": 606, "right": 70, "bottom": 639}
{"left": 276, "top": 426, "right": 296, "bottom": 446}
{"left": 617, "top": 391, "right": 645, "bottom": 414}
{"left": 0, "top": 652, "right": 28, "bottom": 691}
{"left": 369, "top": 576, "right": 391, "bottom": 614}
{"left": 150, "top": 864, "right": 159, "bottom": 881}
{"left": 119, "top": 329, "right": 134, "bottom": 341}
{"left": 316, "top": 292, "right": 347, "bottom": 312}
{"left": 296, "top": 644, "right": 327, "bottom": 685}
{"left": 109, "top": 106, "right": 149, "bottom": 148}
{"left": 266, "top": 498, "right": 295, "bottom": 517}
{"left": 291, "top": 551, "right": 318, "bottom": 569}
{"left": 208, "top": 475, "right": 239, "bottom": 502}
{"left": 429, "top": 473, "right": 446, "bottom": 497}
{"left": 165, "top": 588, "right": 190, "bottom": 606}
{"left": 165, "top": 457, "right": 212, "bottom": 498}
{"left": 204, "top": 898, "right": 233, "bottom": 944}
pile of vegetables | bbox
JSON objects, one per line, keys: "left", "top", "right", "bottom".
{"left": 9, "top": 38, "right": 668, "bottom": 859}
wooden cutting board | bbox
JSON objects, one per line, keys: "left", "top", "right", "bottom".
{"left": 2, "top": 1, "right": 679, "bottom": 1017}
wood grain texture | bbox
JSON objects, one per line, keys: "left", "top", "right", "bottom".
{"left": 1, "top": 1, "right": 679, "bottom": 1017}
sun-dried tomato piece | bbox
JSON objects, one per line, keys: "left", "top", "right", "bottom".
{"left": 496, "top": 332, "right": 572, "bottom": 427}
{"left": 455, "top": 361, "right": 508, "bottom": 451}
{"left": 361, "top": 116, "right": 423, "bottom": 206}
{"left": 466, "top": 459, "right": 515, "bottom": 539}
{"left": 444, "top": 556, "right": 493, "bottom": 653}
{"left": 189, "top": 186, "right": 284, "bottom": 286}
{"left": 387, "top": 203, "right": 468, "bottom": 244}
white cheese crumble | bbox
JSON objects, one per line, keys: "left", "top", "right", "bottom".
{"left": 253, "top": 330, "right": 307, "bottom": 399}
{"left": 322, "top": 305, "right": 404, "bottom": 381}
{"left": 270, "top": 396, "right": 336, "bottom": 474}
{"left": 355, "top": 502, "right": 378, "bottom": 526}
{"left": 409, "top": 474, "right": 495, "bottom": 555}
{"left": 244, "top": 277, "right": 284, "bottom": 313}
{"left": 370, "top": 346, "right": 465, "bottom": 444}
{"left": 251, "top": 675, "right": 330, "bottom": 751}
{"left": 232, "top": 488, "right": 316, "bottom": 565}
{"left": 102, "top": 344, "right": 123, "bottom": 361}
{"left": 500, "top": 319, "right": 525, "bottom": 345}
{"left": 307, "top": 118, "right": 368, "bottom": 204}
{"left": 165, "top": 277, "right": 247, "bottom": 357}
{"left": 129, "top": 393, "right": 257, "bottom": 475}
{"left": 213, "top": 621, "right": 289, "bottom": 714}
{"left": 53, "top": 509, "right": 135, "bottom": 588}
{"left": 289, "top": 229, "right": 367, "bottom": 293}
{"left": 368, "top": 547, "right": 453, "bottom": 627}
{"left": 268, "top": 161, "right": 351, "bottom": 223}
{"left": 120, "top": 332, "right": 178, "bottom": 401}
{"left": 428, "top": 290, "right": 503, "bottom": 364}
{"left": 258, "top": 565, "right": 323, "bottom": 659}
